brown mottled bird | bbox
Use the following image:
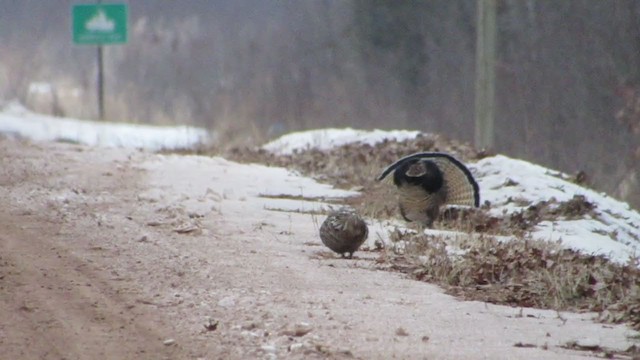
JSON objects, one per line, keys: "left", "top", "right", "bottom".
{"left": 319, "top": 208, "right": 368, "bottom": 258}
{"left": 377, "top": 152, "right": 480, "bottom": 227}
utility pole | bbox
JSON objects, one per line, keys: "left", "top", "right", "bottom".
{"left": 474, "top": 0, "right": 497, "bottom": 150}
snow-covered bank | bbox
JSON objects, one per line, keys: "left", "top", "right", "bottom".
{"left": 473, "top": 155, "right": 640, "bottom": 263}
{"left": 262, "top": 127, "right": 420, "bottom": 155}
{"left": 0, "top": 101, "right": 213, "bottom": 151}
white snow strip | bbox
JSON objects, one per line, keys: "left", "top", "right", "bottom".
{"left": 262, "top": 127, "right": 420, "bottom": 155}
{"left": 0, "top": 101, "right": 212, "bottom": 151}
{"left": 139, "top": 154, "right": 360, "bottom": 220}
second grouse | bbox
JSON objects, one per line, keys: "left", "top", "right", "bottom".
{"left": 319, "top": 208, "right": 368, "bottom": 258}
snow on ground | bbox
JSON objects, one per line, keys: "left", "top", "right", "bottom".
{"left": 0, "top": 101, "right": 212, "bottom": 151}
{"left": 472, "top": 155, "right": 640, "bottom": 263}
{"left": 262, "top": 127, "right": 420, "bottom": 155}
{"left": 0, "top": 105, "right": 637, "bottom": 264}
{"left": 138, "top": 154, "right": 359, "bottom": 220}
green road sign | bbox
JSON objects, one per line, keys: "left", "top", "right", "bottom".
{"left": 73, "top": 3, "right": 128, "bottom": 45}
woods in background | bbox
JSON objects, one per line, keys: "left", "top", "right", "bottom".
{"left": 1, "top": 0, "right": 639, "bottom": 208}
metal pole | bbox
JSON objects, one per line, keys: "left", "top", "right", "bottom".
{"left": 97, "top": 45, "right": 104, "bottom": 120}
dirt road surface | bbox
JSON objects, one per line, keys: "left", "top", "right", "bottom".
{"left": 0, "top": 138, "right": 637, "bottom": 359}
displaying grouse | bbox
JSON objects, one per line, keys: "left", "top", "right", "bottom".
{"left": 377, "top": 152, "right": 480, "bottom": 227}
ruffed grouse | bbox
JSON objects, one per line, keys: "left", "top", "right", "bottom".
{"left": 377, "top": 152, "right": 480, "bottom": 227}
{"left": 319, "top": 208, "right": 368, "bottom": 258}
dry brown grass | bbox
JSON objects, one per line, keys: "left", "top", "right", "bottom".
{"left": 382, "top": 230, "right": 640, "bottom": 330}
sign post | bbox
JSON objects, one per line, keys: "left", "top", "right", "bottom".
{"left": 72, "top": 3, "right": 128, "bottom": 120}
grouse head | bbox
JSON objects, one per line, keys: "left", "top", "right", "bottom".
{"left": 393, "top": 158, "right": 444, "bottom": 193}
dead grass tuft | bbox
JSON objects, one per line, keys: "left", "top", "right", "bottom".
{"left": 384, "top": 230, "right": 640, "bottom": 330}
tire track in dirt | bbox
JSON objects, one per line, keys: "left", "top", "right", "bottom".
{"left": 0, "top": 210, "right": 182, "bottom": 360}
{"left": 0, "top": 139, "right": 185, "bottom": 360}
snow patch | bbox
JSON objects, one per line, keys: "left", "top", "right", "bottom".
{"left": 472, "top": 155, "right": 640, "bottom": 263}
{"left": 140, "top": 154, "right": 360, "bottom": 219}
{"left": 262, "top": 127, "right": 420, "bottom": 155}
{"left": 0, "top": 101, "right": 213, "bottom": 151}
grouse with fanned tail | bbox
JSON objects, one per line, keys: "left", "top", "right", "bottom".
{"left": 319, "top": 208, "right": 368, "bottom": 258}
{"left": 377, "top": 152, "right": 480, "bottom": 227}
